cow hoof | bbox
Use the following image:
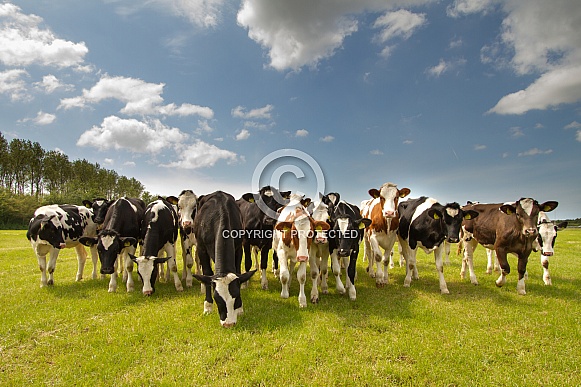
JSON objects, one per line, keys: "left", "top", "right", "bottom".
{"left": 185, "top": 280, "right": 193, "bottom": 288}
{"left": 108, "top": 288, "right": 116, "bottom": 293}
{"left": 175, "top": 284, "right": 184, "bottom": 292}
{"left": 76, "top": 275, "right": 82, "bottom": 281}
{"left": 517, "top": 289, "right": 526, "bottom": 296}
{"left": 47, "top": 279, "right": 54, "bottom": 286}
{"left": 311, "top": 296, "right": 319, "bottom": 304}
{"left": 261, "top": 283, "right": 268, "bottom": 290}
{"left": 322, "top": 289, "right": 328, "bottom": 295}
{"left": 441, "top": 289, "right": 450, "bottom": 295}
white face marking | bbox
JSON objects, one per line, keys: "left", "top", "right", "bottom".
{"left": 380, "top": 185, "right": 398, "bottom": 215}
{"left": 446, "top": 208, "right": 459, "bottom": 217}
{"left": 311, "top": 201, "right": 329, "bottom": 222}
{"left": 214, "top": 273, "right": 238, "bottom": 325}
{"left": 294, "top": 215, "right": 311, "bottom": 257}
{"left": 135, "top": 256, "right": 155, "bottom": 293}
{"left": 178, "top": 192, "right": 197, "bottom": 225}
{"left": 101, "top": 235, "right": 115, "bottom": 250}
{"left": 520, "top": 198, "right": 534, "bottom": 216}
{"left": 337, "top": 218, "right": 349, "bottom": 234}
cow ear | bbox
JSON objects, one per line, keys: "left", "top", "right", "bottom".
{"left": 463, "top": 210, "right": 479, "bottom": 220}
{"left": 82, "top": 200, "right": 92, "bottom": 208}
{"left": 540, "top": 201, "right": 558, "bottom": 212}
{"left": 79, "top": 236, "right": 97, "bottom": 247}
{"left": 280, "top": 191, "right": 291, "bottom": 199}
{"left": 314, "top": 221, "right": 330, "bottom": 231}
{"left": 428, "top": 209, "right": 442, "bottom": 220}
{"left": 358, "top": 218, "right": 372, "bottom": 229}
{"left": 154, "top": 257, "right": 170, "bottom": 264}
{"left": 327, "top": 192, "right": 340, "bottom": 205}
{"left": 368, "top": 189, "right": 380, "bottom": 199}
{"left": 301, "top": 198, "right": 311, "bottom": 207}
{"left": 166, "top": 196, "right": 178, "bottom": 205}
{"left": 275, "top": 222, "right": 292, "bottom": 231}
{"left": 500, "top": 204, "right": 516, "bottom": 215}
{"left": 239, "top": 270, "right": 256, "bottom": 284}
{"left": 399, "top": 188, "right": 411, "bottom": 198}
{"left": 242, "top": 193, "right": 255, "bottom": 203}
{"left": 192, "top": 274, "right": 213, "bottom": 285}
{"left": 120, "top": 237, "right": 137, "bottom": 247}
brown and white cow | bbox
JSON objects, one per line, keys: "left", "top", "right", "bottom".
{"left": 361, "top": 183, "right": 410, "bottom": 287}
{"left": 460, "top": 198, "right": 558, "bottom": 295}
{"left": 273, "top": 194, "right": 330, "bottom": 307}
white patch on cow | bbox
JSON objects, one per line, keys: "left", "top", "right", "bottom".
{"left": 214, "top": 273, "right": 238, "bottom": 326}
{"left": 311, "top": 201, "right": 329, "bottom": 222}
{"left": 263, "top": 190, "right": 273, "bottom": 197}
{"left": 101, "top": 235, "right": 115, "bottom": 250}
{"left": 150, "top": 200, "right": 165, "bottom": 223}
{"left": 446, "top": 207, "right": 459, "bottom": 218}
{"left": 123, "top": 198, "right": 138, "bottom": 213}
{"left": 411, "top": 198, "right": 438, "bottom": 225}
{"left": 337, "top": 218, "right": 349, "bottom": 234}
{"left": 134, "top": 256, "right": 155, "bottom": 293}
{"left": 379, "top": 183, "right": 398, "bottom": 215}
{"left": 178, "top": 191, "right": 198, "bottom": 226}
{"left": 520, "top": 198, "right": 534, "bottom": 216}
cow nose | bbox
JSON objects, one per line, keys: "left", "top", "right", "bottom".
{"left": 101, "top": 267, "right": 115, "bottom": 275}
{"left": 542, "top": 252, "right": 553, "bottom": 257}
{"left": 182, "top": 220, "right": 192, "bottom": 228}
{"left": 316, "top": 236, "right": 327, "bottom": 244}
{"left": 59, "top": 243, "right": 66, "bottom": 249}
{"left": 222, "top": 322, "right": 236, "bottom": 328}
{"left": 383, "top": 211, "right": 395, "bottom": 218}
{"left": 448, "top": 237, "right": 459, "bottom": 243}
{"left": 143, "top": 290, "right": 153, "bottom": 296}
{"left": 525, "top": 228, "right": 537, "bottom": 236}
{"left": 338, "top": 249, "right": 350, "bottom": 257}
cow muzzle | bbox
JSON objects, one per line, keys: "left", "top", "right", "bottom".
{"left": 542, "top": 251, "right": 553, "bottom": 257}
{"left": 524, "top": 228, "right": 538, "bottom": 237}
{"left": 100, "top": 267, "right": 115, "bottom": 275}
{"left": 447, "top": 237, "right": 459, "bottom": 244}
{"left": 383, "top": 211, "right": 396, "bottom": 218}
{"left": 143, "top": 290, "right": 153, "bottom": 296}
{"left": 338, "top": 248, "right": 350, "bottom": 257}
{"left": 221, "top": 321, "right": 236, "bottom": 328}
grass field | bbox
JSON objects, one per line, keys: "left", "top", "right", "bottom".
{"left": 1, "top": 229, "right": 580, "bottom": 386}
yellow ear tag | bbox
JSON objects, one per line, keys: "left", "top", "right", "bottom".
{"left": 506, "top": 209, "right": 513, "bottom": 215}
{"left": 464, "top": 214, "right": 472, "bottom": 220}
{"left": 315, "top": 226, "right": 323, "bottom": 231}
{"left": 359, "top": 222, "right": 366, "bottom": 229}
{"left": 433, "top": 213, "right": 440, "bottom": 220}
{"left": 543, "top": 205, "right": 551, "bottom": 211}
{"left": 124, "top": 240, "right": 133, "bottom": 247}
{"left": 249, "top": 197, "right": 255, "bottom": 203}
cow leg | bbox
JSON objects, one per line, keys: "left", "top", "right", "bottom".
{"left": 124, "top": 247, "right": 137, "bottom": 292}
{"left": 399, "top": 240, "right": 415, "bottom": 288}
{"left": 330, "top": 250, "right": 345, "bottom": 295}
{"left": 516, "top": 254, "right": 529, "bottom": 295}
{"left": 260, "top": 246, "right": 270, "bottom": 290}
{"left": 89, "top": 245, "right": 100, "bottom": 279}
{"left": 443, "top": 241, "right": 451, "bottom": 265}
{"left": 47, "top": 249, "right": 59, "bottom": 286}
{"left": 278, "top": 249, "right": 290, "bottom": 299}
{"left": 434, "top": 245, "right": 449, "bottom": 294}
{"left": 485, "top": 248, "right": 495, "bottom": 274}
{"left": 37, "top": 252, "right": 48, "bottom": 287}
{"left": 367, "top": 233, "right": 382, "bottom": 278}
{"left": 297, "top": 261, "right": 308, "bottom": 307}
{"left": 198, "top": 248, "right": 214, "bottom": 314}
{"left": 243, "top": 241, "right": 253, "bottom": 273}
{"left": 108, "top": 259, "right": 119, "bottom": 293}
{"left": 182, "top": 237, "right": 194, "bottom": 288}
{"left": 346, "top": 253, "right": 357, "bottom": 301}
{"left": 379, "top": 234, "right": 397, "bottom": 287}
{"left": 362, "top": 230, "right": 370, "bottom": 263}
{"left": 74, "top": 244, "right": 87, "bottom": 281}
{"left": 319, "top": 247, "right": 330, "bottom": 295}
{"left": 541, "top": 255, "right": 552, "bottom": 286}
{"left": 272, "top": 251, "right": 279, "bottom": 276}
{"left": 495, "top": 248, "right": 510, "bottom": 289}
{"left": 461, "top": 239, "right": 479, "bottom": 285}
{"left": 309, "top": 247, "right": 320, "bottom": 304}
{"left": 164, "top": 244, "right": 183, "bottom": 292}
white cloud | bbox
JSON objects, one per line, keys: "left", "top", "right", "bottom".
{"left": 295, "top": 129, "right": 309, "bottom": 137}
{"left": 0, "top": 69, "right": 29, "bottom": 101}
{"left": 59, "top": 75, "right": 213, "bottom": 118}
{"left": 236, "top": 129, "right": 250, "bottom": 140}
{"left": 403, "top": 139, "right": 413, "bottom": 144}
{"left": 564, "top": 121, "right": 581, "bottom": 130}
{"left": 0, "top": 3, "right": 88, "bottom": 69}
{"left": 426, "top": 58, "right": 466, "bottom": 77}
{"left": 33, "top": 111, "right": 56, "bottom": 125}
{"left": 34, "top": 74, "right": 73, "bottom": 94}
{"left": 370, "top": 149, "right": 384, "bottom": 155}
{"left": 231, "top": 104, "right": 273, "bottom": 120}
{"left": 509, "top": 127, "right": 524, "bottom": 138}
{"left": 319, "top": 135, "right": 334, "bottom": 142}
{"left": 77, "top": 115, "right": 189, "bottom": 154}
{"left": 474, "top": 144, "right": 486, "bottom": 151}
{"left": 103, "top": 158, "right": 114, "bottom": 166}
{"left": 518, "top": 148, "right": 553, "bottom": 157}
{"left": 463, "top": 1, "right": 581, "bottom": 115}
{"left": 124, "top": 161, "right": 136, "bottom": 167}
{"left": 162, "top": 140, "right": 238, "bottom": 169}
{"left": 373, "top": 9, "right": 427, "bottom": 43}
{"left": 577, "top": 131, "right": 581, "bottom": 143}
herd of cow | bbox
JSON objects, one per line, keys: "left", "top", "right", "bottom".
{"left": 25, "top": 183, "right": 565, "bottom": 327}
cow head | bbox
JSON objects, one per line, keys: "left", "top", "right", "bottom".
{"left": 130, "top": 255, "right": 169, "bottom": 295}
{"left": 82, "top": 198, "right": 111, "bottom": 226}
{"left": 533, "top": 212, "right": 567, "bottom": 256}
{"left": 309, "top": 192, "right": 340, "bottom": 244}
{"left": 242, "top": 186, "right": 290, "bottom": 227}
{"left": 427, "top": 203, "right": 479, "bottom": 243}
{"left": 368, "top": 183, "right": 411, "bottom": 219}
{"left": 330, "top": 202, "right": 371, "bottom": 257}
{"left": 500, "top": 199, "right": 558, "bottom": 238}
{"left": 193, "top": 271, "right": 256, "bottom": 328}
{"left": 172, "top": 190, "right": 198, "bottom": 231}
{"left": 35, "top": 214, "right": 66, "bottom": 249}
{"left": 79, "top": 230, "right": 137, "bottom": 275}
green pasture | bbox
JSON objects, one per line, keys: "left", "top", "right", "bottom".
{"left": 1, "top": 229, "right": 580, "bottom": 386}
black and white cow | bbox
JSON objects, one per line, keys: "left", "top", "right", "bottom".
{"left": 532, "top": 212, "right": 567, "bottom": 286}
{"left": 80, "top": 197, "right": 145, "bottom": 293}
{"left": 130, "top": 198, "right": 182, "bottom": 295}
{"left": 170, "top": 190, "right": 199, "bottom": 288}
{"left": 237, "top": 186, "right": 290, "bottom": 289}
{"left": 27, "top": 204, "right": 99, "bottom": 287}
{"left": 82, "top": 198, "right": 112, "bottom": 227}
{"left": 191, "top": 191, "right": 256, "bottom": 327}
{"left": 398, "top": 197, "right": 478, "bottom": 294}
{"left": 327, "top": 201, "right": 371, "bottom": 301}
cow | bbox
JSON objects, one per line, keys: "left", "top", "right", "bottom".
{"left": 26, "top": 204, "right": 99, "bottom": 287}
{"left": 308, "top": 192, "right": 340, "bottom": 301}
{"left": 361, "top": 183, "right": 411, "bottom": 287}
{"left": 397, "top": 197, "right": 478, "bottom": 294}
{"left": 237, "top": 186, "right": 290, "bottom": 290}
{"left": 169, "top": 190, "right": 199, "bottom": 288}
{"left": 531, "top": 212, "right": 567, "bottom": 286}
{"left": 326, "top": 201, "right": 371, "bottom": 301}
{"left": 130, "top": 198, "right": 182, "bottom": 295}
{"left": 79, "top": 197, "right": 145, "bottom": 293}
{"left": 82, "top": 198, "right": 112, "bottom": 227}
{"left": 460, "top": 198, "right": 558, "bottom": 295}
{"left": 190, "top": 191, "right": 255, "bottom": 328}
{"left": 273, "top": 194, "right": 331, "bottom": 307}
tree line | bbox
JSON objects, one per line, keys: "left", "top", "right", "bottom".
{"left": 0, "top": 132, "right": 156, "bottom": 228}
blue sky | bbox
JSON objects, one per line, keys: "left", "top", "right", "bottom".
{"left": 2, "top": 0, "right": 580, "bottom": 219}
